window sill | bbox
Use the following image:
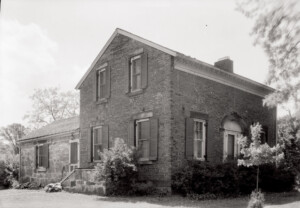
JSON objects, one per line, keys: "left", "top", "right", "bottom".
{"left": 138, "top": 159, "right": 153, "bottom": 165}
{"left": 37, "top": 167, "right": 46, "bottom": 172}
{"left": 96, "top": 98, "right": 108, "bottom": 105}
{"left": 127, "top": 89, "right": 144, "bottom": 97}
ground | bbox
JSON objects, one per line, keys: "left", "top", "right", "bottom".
{"left": 0, "top": 189, "right": 299, "bottom": 208}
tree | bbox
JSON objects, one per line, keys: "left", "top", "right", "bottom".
{"left": 238, "top": 123, "right": 284, "bottom": 191}
{"left": 24, "top": 87, "right": 79, "bottom": 129}
{"left": 0, "top": 123, "right": 27, "bottom": 155}
{"left": 237, "top": 0, "right": 300, "bottom": 111}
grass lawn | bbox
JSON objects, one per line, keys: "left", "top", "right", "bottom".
{"left": 0, "top": 189, "right": 299, "bottom": 208}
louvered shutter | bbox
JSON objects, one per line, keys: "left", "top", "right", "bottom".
{"left": 185, "top": 118, "right": 194, "bottom": 159}
{"left": 89, "top": 128, "right": 93, "bottom": 162}
{"left": 149, "top": 118, "right": 158, "bottom": 160}
{"left": 102, "top": 125, "right": 109, "bottom": 150}
{"left": 128, "top": 121, "right": 135, "bottom": 147}
{"left": 105, "top": 66, "right": 111, "bottom": 99}
{"left": 34, "top": 146, "right": 38, "bottom": 169}
{"left": 70, "top": 142, "right": 78, "bottom": 164}
{"left": 141, "top": 53, "right": 148, "bottom": 89}
{"left": 94, "top": 70, "right": 98, "bottom": 102}
{"left": 43, "top": 144, "right": 49, "bottom": 168}
{"left": 125, "top": 57, "right": 130, "bottom": 93}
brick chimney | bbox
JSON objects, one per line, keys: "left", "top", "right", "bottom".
{"left": 214, "top": 57, "right": 233, "bottom": 73}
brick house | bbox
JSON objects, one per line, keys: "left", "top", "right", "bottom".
{"left": 19, "top": 29, "right": 276, "bottom": 192}
{"left": 75, "top": 29, "right": 276, "bottom": 190}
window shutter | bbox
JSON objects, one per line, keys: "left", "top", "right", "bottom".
{"left": 141, "top": 53, "right": 148, "bottom": 89}
{"left": 105, "top": 67, "right": 111, "bottom": 98}
{"left": 149, "top": 118, "right": 159, "bottom": 160}
{"left": 185, "top": 118, "right": 194, "bottom": 159}
{"left": 71, "top": 142, "right": 78, "bottom": 164}
{"left": 102, "top": 125, "right": 109, "bottom": 150}
{"left": 125, "top": 57, "right": 130, "bottom": 93}
{"left": 128, "top": 121, "right": 135, "bottom": 147}
{"left": 34, "top": 146, "right": 38, "bottom": 169}
{"left": 263, "top": 126, "right": 268, "bottom": 143}
{"left": 94, "top": 70, "right": 98, "bottom": 102}
{"left": 89, "top": 128, "right": 93, "bottom": 162}
{"left": 43, "top": 144, "right": 49, "bottom": 168}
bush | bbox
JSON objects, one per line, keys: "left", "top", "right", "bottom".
{"left": 94, "top": 138, "right": 138, "bottom": 195}
{"left": 0, "top": 156, "right": 19, "bottom": 188}
{"left": 172, "top": 160, "right": 296, "bottom": 196}
{"left": 248, "top": 191, "right": 265, "bottom": 208}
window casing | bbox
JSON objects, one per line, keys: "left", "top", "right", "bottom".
{"left": 193, "top": 119, "right": 206, "bottom": 160}
{"left": 97, "top": 68, "right": 106, "bottom": 100}
{"left": 93, "top": 126, "right": 103, "bottom": 161}
{"left": 135, "top": 118, "right": 150, "bottom": 161}
{"left": 130, "top": 55, "right": 142, "bottom": 92}
{"left": 36, "top": 143, "right": 48, "bottom": 170}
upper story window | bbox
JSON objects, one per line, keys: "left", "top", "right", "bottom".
{"left": 126, "top": 52, "right": 148, "bottom": 94}
{"left": 130, "top": 55, "right": 142, "bottom": 92}
{"left": 95, "top": 63, "right": 110, "bottom": 102}
{"left": 97, "top": 68, "right": 106, "bottom": 100}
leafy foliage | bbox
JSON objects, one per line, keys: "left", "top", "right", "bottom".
{"left": 237, "top": 0, "right": 300, "bottom": 110}
{"left": 172, "top": 161, "right": 295, "bottom": 197}
{"left": 248, "top": 190, "right": 265, "bottom": 208}
{"left": 24, "top": 87, "right": 79, "bottom": 130}
{"left": 94, "top": 138, "right": 138, "bottom": 195}
{"left": 238, "top": 123, "right": 284, "bottom": 167}
{"left": 0, "top": 123, "right": 27, "bottom": 155}
{"left": 0, "top": 155, "right": 19, "bottom": 188}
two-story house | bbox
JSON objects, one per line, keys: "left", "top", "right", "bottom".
{"left": 19, "top": 28, "right": 276, "bottom": 193}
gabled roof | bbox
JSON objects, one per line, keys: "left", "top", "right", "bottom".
{"left": 75, "top": 28, "right": 274, "bottom": 97}
{"left": 75, "top": 28, "right": 177, "bottom": 89}
{"left": 20, "top": 116, "right": 79, "bottom": 141}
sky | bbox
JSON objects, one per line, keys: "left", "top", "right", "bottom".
{"left": 0, "top": 0, "right": 273, "bottom": 128}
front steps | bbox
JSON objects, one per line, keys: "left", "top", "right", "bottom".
{"left": 62, "top": 168, "right": 106, "bottom": 195}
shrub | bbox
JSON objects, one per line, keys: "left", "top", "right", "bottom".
{"left": 248, "top": 191, "right": 265, "bottom": 208}
{"left": 172, "top": 160, "right": 296, "bottom": 196}
{"left": 0, "top": 156, "right": 19, "bottom": 188}
{"left": 94, "top": 138, "right": 138, "bottom": 195}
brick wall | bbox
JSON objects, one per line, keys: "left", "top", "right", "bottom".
{"left": 19, "top": 132, "right": 79, "bottom": 186}
{"left": 79, "top": 34, "right": 173, "bottom": 187}
{"left": 170, "top": 57, "right": 277, "bottom": 172}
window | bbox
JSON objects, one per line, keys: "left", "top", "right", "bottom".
{"left": 135, "top": 118, "right": 150, "bottom": 160}
{"left": 35, "top": 143, "right": 49, "bottom": 169}
{"left": 93, "top": 126, "right": 103, "bottom": 161}
{"left": 128, "top": 115, "right": 158, "bottom": 162}
{"left": 193, "top": 119, "right": 206, "bottom": 160}
{"left": 97, "top": 68, "right": 106, "bottom": 100}
{"left": 130, "top": 55, "right": 142, "bottom": 92}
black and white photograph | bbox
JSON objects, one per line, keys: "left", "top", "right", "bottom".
{"left": 0, "top": 0, "right": 300, "bottom": 207}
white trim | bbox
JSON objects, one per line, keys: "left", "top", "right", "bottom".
{"left": 92, "top": 126, "right": 103, "bottom": 162}
{"left": 135, "top": 118, "right": 150, "bottom": 161}
{"left": 175, "top": 62, "right": 272, "bottom": 98}
{"left": 130, "top": 55, "right": 142, "bottom": 92}
{"left": 193, "top": 119, "right": 206, "bottom": 161}
{"left": 75, "top": 28, "right": 177, "bottom": 89}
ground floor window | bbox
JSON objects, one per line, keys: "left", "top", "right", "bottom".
{"left": 193, "top": 119, "right": 206, "bottom": 160}
{"left": 135, "top": 118, "right": 150, "bottom": 160}
{"left": 35, "top": 143, "right": 49, "bottom": 169}
{"left": 93, "top": 126, "right": 103, "bottom": 161}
